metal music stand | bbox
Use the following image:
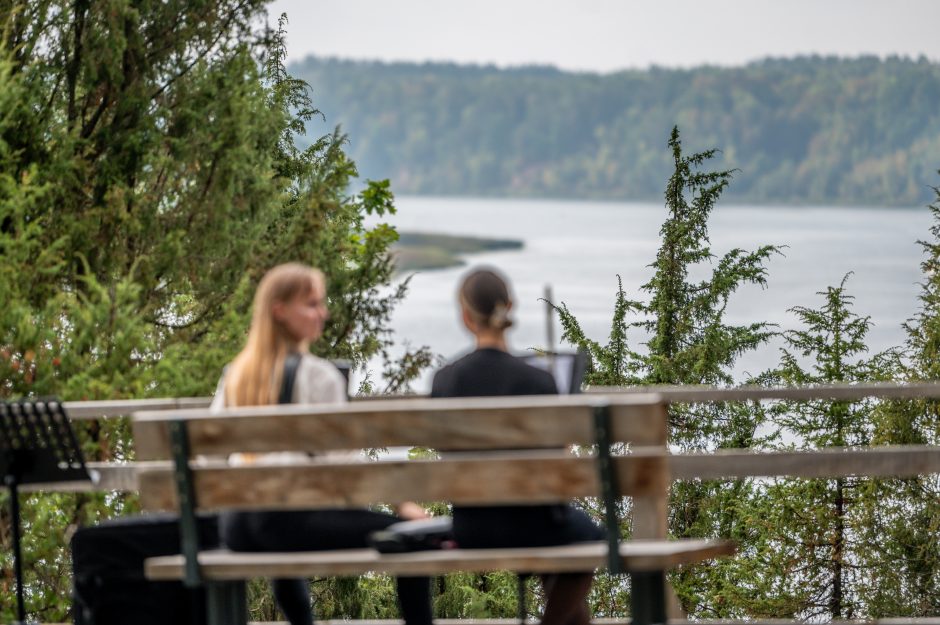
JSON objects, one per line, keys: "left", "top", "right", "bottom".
{"left": 0, "top": 399, "right": 91, "bottom": 625}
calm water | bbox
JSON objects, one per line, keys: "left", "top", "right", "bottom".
{"left": 364, "top": 196, "right": 933, "bottom": 392}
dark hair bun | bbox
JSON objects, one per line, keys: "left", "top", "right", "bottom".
{"left": 459, "top": 268, "right": 513, "bottom": 330}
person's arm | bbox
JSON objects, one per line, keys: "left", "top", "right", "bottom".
{"left": 209, "top": 371, "right": 227, "bottom": 412}
{"left": 396, "top": 502, "right": 430, "bottom": 520}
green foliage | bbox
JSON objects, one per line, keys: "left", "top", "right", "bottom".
{"left": 552, "top": 127, "right": 780, "bottom": 618}
{"left": 553, "top": 126, "right": 778, "bottom": 439}
{"left": 434, "top": 571, "right": 523, "bottom": 619}
{"left": 645, "top": 128, "right": 779, "bottom": 392}
{"left": 551, "top": 275, "right": 642, "bottom": 387}
{"left": 855, "top": 172, "right": 940, "bottom": 617}
{"left": 747, "top": 276, "right": 886, "bottom": 620}
{"left": 292, "top": 55, "right": 940, "bottom": 206}
{"left": 0, "top": 3, "right": 428, "bottom": 620}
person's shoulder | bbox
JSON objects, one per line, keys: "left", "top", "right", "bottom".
{"left": 430, "top": 361, "right": 457, "bottom": 397}
{"left": 435, "top": 350, "right": 482, "bottom": 377}
{"left": 298, "top": 353, "right": 340, "bottom": 374}
{"left": 510, "top": 355, "right": 558, "bottom": 394}
{"left": 430, "top": 350, "right": 480, "bottom": 396}
{"left": 296, "top": 354, "right": 348, "bottom": 402}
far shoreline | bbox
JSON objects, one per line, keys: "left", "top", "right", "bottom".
{"left": 392, "top": 231, "right": 524, "bottom": 274}
{"left": 389, "top": 193, "right": 925, "bottom": 212}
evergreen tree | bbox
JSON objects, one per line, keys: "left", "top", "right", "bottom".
{"left": 0, "top": 4, "right": 425, "bottom": 619}
{"left": 552, "top": 127, "right": 779, "bottom": 617}
{"left": 857, "top": 172, "right": 940, "bottom": 616}
{"left": 751, "top": 275, "right": 885, "bottom": 620}
{"left": 554, "top": 127, "right": 778, "bottom": 397}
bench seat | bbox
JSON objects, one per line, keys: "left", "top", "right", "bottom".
{"left": 145, "top": 538, "right": 734, "bottom": 580}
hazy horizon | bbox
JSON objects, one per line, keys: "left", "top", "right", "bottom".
{"left": 289, "top": 50, "right": 938, "bottom": 75}
{"left": 268, "top": 0, "right": 940, "bottom": 73}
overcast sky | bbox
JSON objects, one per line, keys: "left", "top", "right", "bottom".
{"left": 266, "top": 0, "right": 940, "bottom": 72}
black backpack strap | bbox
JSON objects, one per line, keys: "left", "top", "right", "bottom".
{"left": 278, "top": 353, "right": 302, "bottom": 404}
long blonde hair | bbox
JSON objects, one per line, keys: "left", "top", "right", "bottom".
{"left": 225, "top": 263, "right": 325, "bottom": 407}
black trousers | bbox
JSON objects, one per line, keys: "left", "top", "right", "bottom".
{"left": 221, "top": 509, "right": 432, "bottom": 625}
{"left": 453, "top": 504, "right": 604, "bottom": 548}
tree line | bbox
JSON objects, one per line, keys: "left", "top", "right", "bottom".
{"left": 292, "top": 54, "right": 940, "bottom": 206}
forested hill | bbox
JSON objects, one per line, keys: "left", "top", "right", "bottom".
{"left": 290, "top": 55, "right": 940, "bottom": 206}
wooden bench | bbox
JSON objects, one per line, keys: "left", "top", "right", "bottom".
{"left": 130, "top": 394, "right": 735, "bottom": 625}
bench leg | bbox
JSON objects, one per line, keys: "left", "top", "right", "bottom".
{"left": 206, "top": 580, "right": 248, "bottom": 625}
{"left": 630, "top": 571, "right": 666, "bottom": 625}
{"left": 517, "top": 573, "right": 530, "bottom": 624}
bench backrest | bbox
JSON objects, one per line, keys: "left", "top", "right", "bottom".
{"left": 131, "top": 394, "right": 669, "bottom": 517}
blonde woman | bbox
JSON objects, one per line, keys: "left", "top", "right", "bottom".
{"left": 211, "top": 263, "right": 431, "bottom": 625}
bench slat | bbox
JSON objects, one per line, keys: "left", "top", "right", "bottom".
{"left": 132, "top": 395, "right": 666, "bottom": 461}
{"left": 137, "top": 450, "right": 668, "bottom": 511}
{"left": 19, "top": 462, "right": 140, "bottom": 492}
{"left": 64, "top": 397, "right": 211, "bottom": 420}
{"left": 144, "top": 538, "right": 733, "bottom": 580}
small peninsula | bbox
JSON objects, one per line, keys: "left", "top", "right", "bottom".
{"left": 392, "top": 232, "right": 523, "bottom": 273}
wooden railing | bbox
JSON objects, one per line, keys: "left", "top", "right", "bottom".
{"left": 38, "top": 382, "right": 940, "bottom": 492}
{"left": 18, "top": 397, "right": 211, "bottom": 492}
{"left": 589, "top": 382, "right": 940, "bottom": 481}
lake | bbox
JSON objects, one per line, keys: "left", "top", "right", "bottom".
{"left": 364, "top": 196, "right": 933, "bottom": 392}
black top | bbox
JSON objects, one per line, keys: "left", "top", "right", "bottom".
{"left": 430, "top": 348, "right": 603, "bottom": 549}
{"left": 430, "top": 348, "right": 557, "bottom": 398}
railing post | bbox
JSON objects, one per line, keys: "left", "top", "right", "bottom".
{"left": 6, "top": 477, "right": 26, "bottom": 624}
{"left": 631, "top": 570, "right": 667, "bottom": 625}
{"left": 631, "top": 401, "right": 669, "bottom": 541}
{"left": 169, "top": 420, "right": 203, "bottom": 588}
{"left": 592, "top": 401, "right": 623, "bottom": 576}
{"left": 207, "top": 580, "right": 248, "bottom": 625}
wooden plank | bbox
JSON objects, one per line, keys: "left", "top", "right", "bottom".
{"left": 137, "top": 450, "right": 668, "bottom": 511}
{"left": 630, "top": 492, "right": 685, "bottom": 620}
{"left": 589, "top": 382, "right": 940, "bottom": 403}
{"left": 63, "top": 397, "right": 210, "bottom": 420}
{"left": 309, "top": 621, "right": 939, "bottom": 625}
{"left": 240, "top": 621, "right": 940, "bottom": 625}
{"left": 144, "top": 537, "right": 734, "bottom": 580}
{"left": 132, "top": 395, "right": 666, "bottom": 461}
{"left": 672, "top": 446, "right": 940, "bottom": 480}
{"left": 60, "top": 616, "right": 916, "bottom": 623}
{"left": 632, "top": 496, "right": 668, "bottom": 540}
{"left": 33, "top": 447, "right": 937, "bottom": 495}
{"left": 321, "top": 620, "right": 940, "bottom": 625}
{"left": 19, "top": 461, "right": 143, "bottom": 493}
{"left": 107, "top": 446, "right": 927, "bottom": 498}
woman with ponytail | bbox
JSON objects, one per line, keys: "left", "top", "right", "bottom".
{"left": 210, "top": 263, "right": 431, "bottom": 625}
{"left": 431, "top": 267, "right": 602, "bottom": 625}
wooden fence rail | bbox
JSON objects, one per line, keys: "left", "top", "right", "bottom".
{"left": 587, "top": 381, "right": 940, "bottom": 402}
{"left": 62, "top": 397, "right": 210, "bottom": 419}
{"left": 21, "top": 384, "right": 940, "bottom": 494}
{"left": 29, "top": 445, "right": 939, "bottom": 494}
